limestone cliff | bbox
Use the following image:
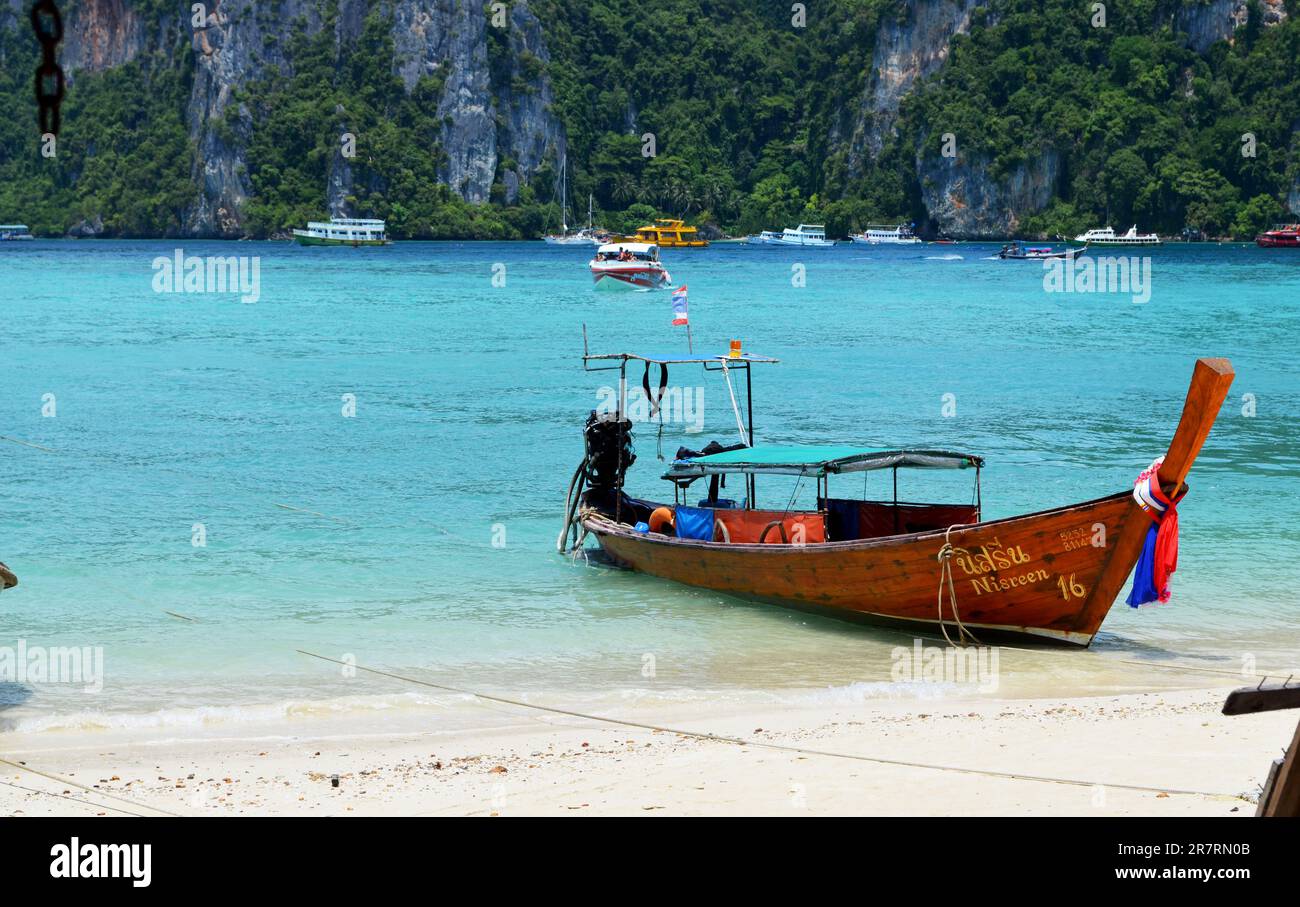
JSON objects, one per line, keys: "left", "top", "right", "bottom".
{"left": 837, "top": 0, "right": 984, "bottom": 177}
{"left": 51, "top": 0, "right": 564, "bottom": 235}
{"left": 917, "top": 149, "right": 1060, "bottom": 238}
{"left": 1175, "top": 0, "right": 1287, "bottom": 53}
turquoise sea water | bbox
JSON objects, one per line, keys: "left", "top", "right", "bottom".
{"left": 2, "top": 239, "right": 1298, "bottom": 731}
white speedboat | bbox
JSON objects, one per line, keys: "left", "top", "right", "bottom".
{"left": 589, "top": 243, "right": 672, "bottom": 290}
{"left": 748, "top": 224, "right": 835, "bottom": 247}
{"left": 850, "top": 224, "right": 921, "bottom": 244}
{"left": 1070, "top": 225, "right": 1161, "bottom": 246}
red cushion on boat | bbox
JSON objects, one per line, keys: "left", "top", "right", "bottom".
{"left": 714, "top": 509, "right": 826, "bottom": 544}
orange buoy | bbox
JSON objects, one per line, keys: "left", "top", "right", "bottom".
{"left": 648, "top": 506, "right": 675, "bottom": 534}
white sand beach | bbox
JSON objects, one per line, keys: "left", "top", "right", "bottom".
{"left": 2, "top": 685, "right": 1291, "bottom": 817}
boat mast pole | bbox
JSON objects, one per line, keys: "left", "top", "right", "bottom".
{"left": 560, "top": 154, "right": 568, "bottom": 233}
{"left": 616, "top": 358, "right": 627, "bottom": 523}
{"left": 746, "top": 364, "right": 756, "bottom": 505}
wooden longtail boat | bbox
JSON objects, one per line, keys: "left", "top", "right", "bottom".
{"left": 560, "top": 352, "right": 1234, "bottom": 646}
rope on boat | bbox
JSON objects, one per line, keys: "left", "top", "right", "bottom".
{"left": 718, "top": 362, "right": 750, "bottom": 446}
{"left": 294, "top": 650, "right": 1246, "bottom": 802}
{"left": 937, "top": 524, "right": 981, "bottom": 647}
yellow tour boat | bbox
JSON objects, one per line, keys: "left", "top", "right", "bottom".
{"left": 631, "top": 219, "right": 709, "bottom": 248}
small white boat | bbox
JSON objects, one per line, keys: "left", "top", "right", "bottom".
{"left": 0, "top": 224, "right": 35, "bottom": 241}
{"left": 1070, "top": 225, "right": 1161, "bottom": 246}
{"left": 589, "top": 242, "right": 672, "bottom": 290}
{"left": 747, "top": 224, "right": 835, "bottom": 247}
{"left": 292, "top": 218, "right": 389, "bottom": 246}
{"left": 850, "top": 224, "right": 922, "bottom": 244}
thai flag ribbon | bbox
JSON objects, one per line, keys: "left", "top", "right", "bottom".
{"left": 671, "top": 285, "right": 688, "bottom": 325}
{"left": 1126, "top": 457, "right": 1187, "bottom": 607}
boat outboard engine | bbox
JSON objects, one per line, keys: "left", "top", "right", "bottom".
{"left": 559, "top": 410, "right": 638, "bottom": 552}
{"left": 584, "top": 410, "right": 635, "bottom": 497}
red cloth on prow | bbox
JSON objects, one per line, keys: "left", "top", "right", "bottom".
{"left": 1152, "top": 505, "right": 1179, "bottom": 602}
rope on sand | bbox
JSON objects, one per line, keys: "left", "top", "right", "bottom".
{"left": 295, "top": 650, "right": 1245, "bottom": 802}
{"left": 0, "top": 778, "right": 156, "bottom": 818}
{"left": 0, "top": 756, "right": 184, "bottom": 818}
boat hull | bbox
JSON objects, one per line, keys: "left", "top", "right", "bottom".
{"left": 293, "top": 233, "right": 389, "bottom": 247}
{"left": 1256, "top": 232, "right": 1300, "bottom": 248}
{"left": 1066, "top": 240, "right": 1161, "bottom": 247}
{"left": 590, "top": 263, "right": 671, "bottom": 289}
{"left": 999, "top": 247, "right": 1084, "bottom": 260}
{"left": 584, "top": 492, "right": 1141, "bottom": 645}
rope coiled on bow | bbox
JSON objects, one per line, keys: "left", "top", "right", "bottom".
{"left": 936, "top": 524, "right": 981, "bottom": 647}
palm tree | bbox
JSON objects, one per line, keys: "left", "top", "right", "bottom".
{"left": 612, "top": 173, "right": 638, "bottom": 206}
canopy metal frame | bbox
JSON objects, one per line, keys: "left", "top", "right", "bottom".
{"left": 581, "top": 331, "right": 779, "bottom": 513}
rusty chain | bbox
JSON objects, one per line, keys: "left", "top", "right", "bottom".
{"left": 31, "top": 0, "right": 65, "bottom": 136}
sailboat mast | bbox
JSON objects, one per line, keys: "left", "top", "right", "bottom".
{"left": 560, "top": 156, "right": 568, "bottom": 233}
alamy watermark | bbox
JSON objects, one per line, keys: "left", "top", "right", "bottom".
{"left": 0, "top": 639, "right": 104, "bottom": 693}
{"left": 152, "top": 249, "right": 260, "bottom": 303}
{"left": 1043, "top": 255, "right": 1151, "bottom": 304}
{"left": 596, "top": 385, "right": 704, "bottom": 432}
{"left": 891, "top": 639, "right": 1000, "bottom": 694}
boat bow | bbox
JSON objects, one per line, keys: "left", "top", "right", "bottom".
{"left": 1072, "top": 357, "right": 1234, "bottom": 634}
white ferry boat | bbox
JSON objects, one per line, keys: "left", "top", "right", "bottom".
{"left": 589, "top": 243, "right": 672, "bottom": 290}
{"left": 850, "top": 224, "right": 921, "bottom": 244}
{"left": 746, "top": 224, "right": 835, "bottom": 247}
{"left": 0, "top": 224, "right": 34, "bottom": 241}
{"left": 1069, "top": 225, "right": 1161, "bottom": 246}
{"left": 292, "top": 218, "right": 390, "bottom": 246}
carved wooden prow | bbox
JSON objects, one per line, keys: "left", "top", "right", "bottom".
{"left": 1155, "top": 357, "right": 1235, "bottom": 498}
{"left": 1073, "top": 358, "right": 1234, "bottom": 638}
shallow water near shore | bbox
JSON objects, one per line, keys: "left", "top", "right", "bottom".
{"left": 2, "top": 239, "right": 1298, "bottom": 734}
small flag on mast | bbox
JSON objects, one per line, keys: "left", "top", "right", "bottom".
{"left": 671, "top": 284, "right": 688, "bottom": 325}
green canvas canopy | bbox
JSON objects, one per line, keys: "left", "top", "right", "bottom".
{"left": 664, "top": 445, "right": 983, "bottom": 479}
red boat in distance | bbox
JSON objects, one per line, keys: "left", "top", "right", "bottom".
{"left": 1256, "top": 223, "right": 1300, "bottom": 247}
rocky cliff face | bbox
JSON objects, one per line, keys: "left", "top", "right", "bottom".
{"left": 917, "top": 149, "right": 1060, "bottom": 238}
{"left": 837, "top": 0, "right": 984, "bottom": 176}
{"left": 494, "top": 0, "right": 564, "bottom": 204}
{"left": 1175, "top": 0, "right": 1287, "bottom": 53}
{"left": 53, "top": 0, "right": 564, "bottom": 235}
{"left": 389, "top": 0, "right": 563, "bottom": 205}
{"left": 61, "top": 0, "right": 146, "bottom": 70}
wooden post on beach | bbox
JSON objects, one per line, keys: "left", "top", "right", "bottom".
{"left": 1223, "top": 682, "right": 1300, "bottom": 817}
